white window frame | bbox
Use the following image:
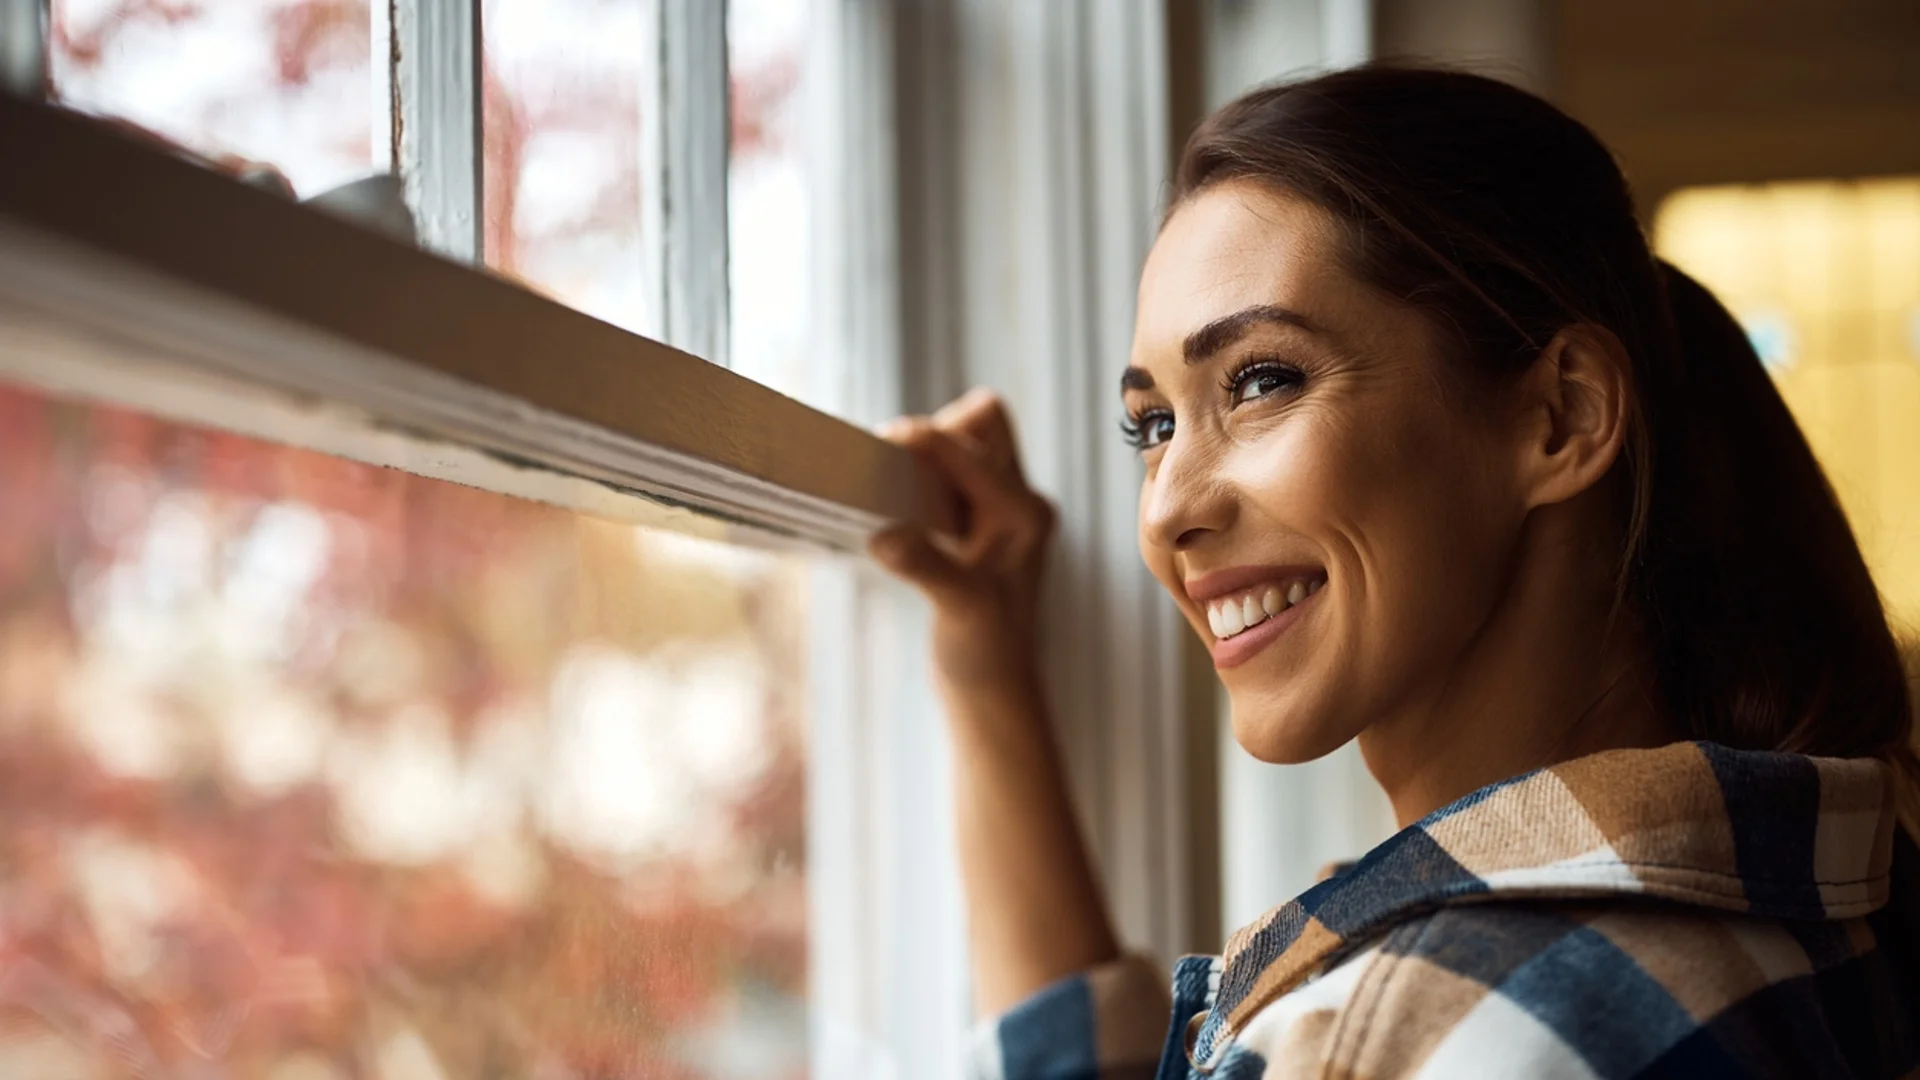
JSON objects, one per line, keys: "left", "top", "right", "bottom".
{"left": 393, "top": 0, "right": 483, "bottom": 262}
{"left": 392, "top": 0, "right": 732, "bottom": 362}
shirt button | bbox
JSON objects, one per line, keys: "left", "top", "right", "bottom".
{"left": 1184, "top": 1010, "right": 1214, "bottom": 1073}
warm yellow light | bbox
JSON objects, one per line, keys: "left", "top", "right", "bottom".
{"left": 1655, "top": 178, "right": 1920, "bottom": 637}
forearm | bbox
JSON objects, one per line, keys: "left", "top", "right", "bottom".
{"left": 865, "top": 392, "right": 1118, "bottom": 1019}
{"left": 944, "top": 672, "right": 1123, "bottom": 1017}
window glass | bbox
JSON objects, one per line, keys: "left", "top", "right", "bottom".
{"left": 0, "top": 379, "right": 810, "bottom": 1078}
{"left": 1655, "top": 178, "right": 1920, "bottom": 634}
{"left": 48, "top": 0, "right": 383, "bottom": 197}
{"left": 482, "top": 0, "right": 650, "bottom": 334}
{"left": 728, "top": 0, "right": 813, "bottom": 402}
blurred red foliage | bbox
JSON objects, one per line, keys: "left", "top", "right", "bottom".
{"left": 0, "top": 379, "right": 811, "bottom": 1078}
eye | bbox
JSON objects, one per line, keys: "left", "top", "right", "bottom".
{"left": 1120, "top": 408, "right": 1175, "bottom": 451}
{"left": 1225, "top": 360, "right": 1305, "bottom": 406}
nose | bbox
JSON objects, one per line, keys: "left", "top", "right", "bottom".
{"left": 1140, "top": 433, "right": 1233, "bottom": 553}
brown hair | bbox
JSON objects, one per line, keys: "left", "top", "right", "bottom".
{"left": 1173, "top": 66, "right": 1917, "bottom": 792}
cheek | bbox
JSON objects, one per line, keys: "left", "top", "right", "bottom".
{"left": 1230, "top": 400, "right": 1517, "bottom": 671}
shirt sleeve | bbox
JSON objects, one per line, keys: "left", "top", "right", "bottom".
{"left": 964, "top": 954, "right": 1172, "bottom": 1080}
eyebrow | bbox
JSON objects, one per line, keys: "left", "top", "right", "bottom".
{"left": 1184, "top": 304, "right": 1318, "bottom": 362}
{"left": 1118, "top": 304, "right": 1319, "bottom": 396}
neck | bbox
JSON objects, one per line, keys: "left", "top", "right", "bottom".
{"left": 1358, "top": 516, "right": 1677, "bottom": 829}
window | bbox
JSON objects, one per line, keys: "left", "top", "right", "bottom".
{"left": 482, "top": 0, "right": 650, "bottom": 332}
{"left": 1, "top": 2, "right": 930, "bottom": 1066}
{"left": 1655, "top": 178, "right": 1920, "bottom": 635}
{"left": 48, "top": 0, "right": 384, "bottom": 194}
{"left": 727, "top": 0, "right": 811, "bottom": 402}
{"left": 0, "top": 380, "right": 809, "bottom": 1077}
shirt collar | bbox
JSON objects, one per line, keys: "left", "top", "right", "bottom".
{"left": 1192, "top": 741, "right": 1897, "bottom": 1063}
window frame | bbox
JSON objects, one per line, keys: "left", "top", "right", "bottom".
{"left": 0, "top": 96, "right": 952, "bottom": 550}
{"left": 394, "top": 0, "right": 483, "bottom": 262}
{"left": 393, "top": 0, "right": 732, "bottom": 360}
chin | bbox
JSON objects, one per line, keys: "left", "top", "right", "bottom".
{"left": 1224, "top": 687, "right": 1356, "bottom": 765}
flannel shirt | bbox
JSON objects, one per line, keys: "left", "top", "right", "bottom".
{"left": 969, "top": 741, "right": 1920, "bottom": 1079}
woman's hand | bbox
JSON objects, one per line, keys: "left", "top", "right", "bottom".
{"left": 870, "top": 388, "right": 1057, "bottom": 698}
{"left": 868, "top": 389, "right": 1121, "bottom": 1018}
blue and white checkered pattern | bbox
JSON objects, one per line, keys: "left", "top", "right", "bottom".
{"left": 971, "top": 741, "right": 1920, "bottom": 1079}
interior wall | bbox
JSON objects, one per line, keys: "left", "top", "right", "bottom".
{"left": 1552, "top": 0, "right": 1920, "bottom": 212}
{"left": 1373, "top": 0, "right": 1553, "bottom": 93}
{"left": 1371, "top": 0, "right": 1920, "bottom": 213}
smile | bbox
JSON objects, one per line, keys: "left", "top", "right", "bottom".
{"left": 1204, "top": 574, "right": 1324, "bottom": 640}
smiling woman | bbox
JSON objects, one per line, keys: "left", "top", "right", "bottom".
{"left": 875, "top": 66, "right": 1920, "bottom": 1080}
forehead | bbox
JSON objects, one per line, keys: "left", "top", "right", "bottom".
{"left": 1131, "top": 182, "right": 1348, "bottom": 367}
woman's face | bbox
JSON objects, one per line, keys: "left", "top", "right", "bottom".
{"left": 1127, "top": 181, "right": 1532, "bottom": 764}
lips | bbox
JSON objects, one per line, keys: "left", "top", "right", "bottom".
{"left": 1183, "top": 565, "right": 1328, "bottom": 668}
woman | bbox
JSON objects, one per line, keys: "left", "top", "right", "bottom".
{"left": 872, "top": 67, "right": 1920, "bottom": 1078}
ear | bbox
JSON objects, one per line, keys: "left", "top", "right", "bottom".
{"left": 1515, "top": 324, "right": 1633, "bottom": 510}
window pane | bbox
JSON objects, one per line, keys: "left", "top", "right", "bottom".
{"left": 0, "top": 379, "right": 809, "bottom": 1077}
{"left": 48, "top": 0, "right": 384, "bottom": 197}
{"left": 728, "top": 0, "right": 813, "bottom": 402}
{"left": 483, "top": 0, "right": 650, "bottom": 334}
{"left": 1655, "top": 178, "right": 1920, "bottom": 631}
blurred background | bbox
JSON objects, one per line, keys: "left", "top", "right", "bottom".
{"left": 0, "top": 1, "right": 1916, "bottom": 1077}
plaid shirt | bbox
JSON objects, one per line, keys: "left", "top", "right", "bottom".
{"left": 969, "top": 741, "right": 1920, "bottom": 1079}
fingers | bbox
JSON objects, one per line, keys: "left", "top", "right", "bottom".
{"left": 869, "top": 525, "right": 971, "bottom": 605}
{"left": 874, "top": 392, "right": 1054, "bottom": 588}
{"left": 933, "top": 388, "right": 1025, "bottom": 478}
{"left": 900, "top": 422, "right": 1017, "bottom": 513}
{"left": 890, "top": 422, "right": 1053, "bottom": 551}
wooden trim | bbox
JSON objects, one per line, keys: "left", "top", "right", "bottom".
{"left": 393, "top": 0, "right": 483, "bottom": 262}
{"left": 0, "top": 98, "right": 956, "bottom": 547}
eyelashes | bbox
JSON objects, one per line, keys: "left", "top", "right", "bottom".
{"left": 1119, "top": 409, "right": 1174, "bottom": 451}
{"left": 1221, "top": 359, "right": 1306, "bottom": 404}
{"left": 1121, "top": 358, "right": 1307, "bottom": 452}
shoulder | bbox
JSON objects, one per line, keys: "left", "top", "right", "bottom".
{"left": 1229, "top": 902, "right": 1850, "bottom": 1079}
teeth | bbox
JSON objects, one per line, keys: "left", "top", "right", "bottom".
{"left": 1220, "top": 599, "right": 1245, "bottom": 635}
{"left": 1204, "top": 576, "right": 1327, "bottom": 640}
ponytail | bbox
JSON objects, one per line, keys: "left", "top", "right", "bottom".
{"left": 1646, "top": 263, "right": 1918, "bottom": 829}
